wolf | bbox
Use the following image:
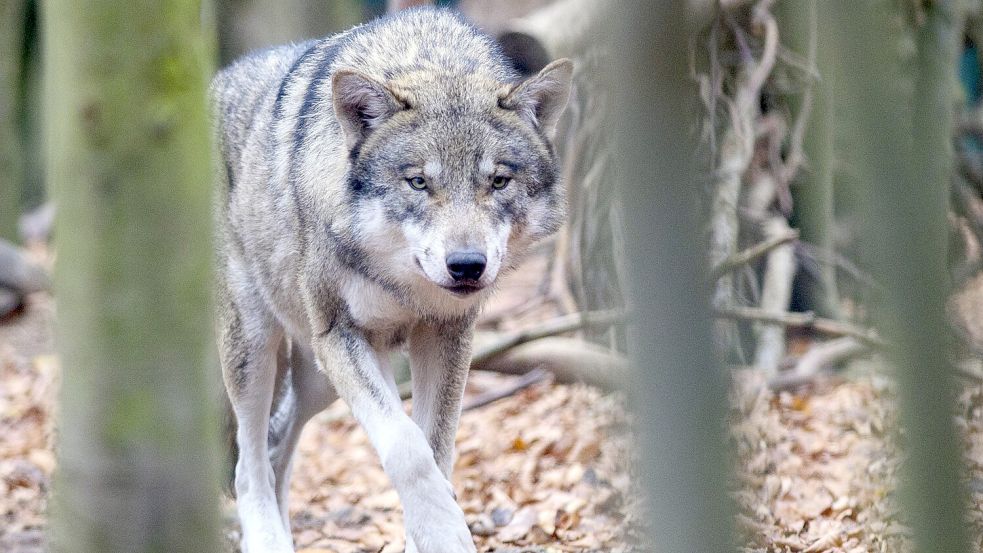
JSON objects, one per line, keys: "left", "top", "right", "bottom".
{"left": 210, "top": 7, "right": 572, "bottom": 553}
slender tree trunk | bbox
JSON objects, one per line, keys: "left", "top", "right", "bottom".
{"left": 828, "top": 2, "right": 970, "bottom": 552}
{"left": 779, "top": 0, "right": 840, "bottom": 319}
{"left": 0, "top": 0, "right": 27, "bottom": 241}
{"left": 43, "top": 2, "right": 223, "bottom": 551}
{"left": 614, "top": 2, "right": 734, "bottom": 551}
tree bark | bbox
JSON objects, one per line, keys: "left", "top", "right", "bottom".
{"left": 779, "top": 0, "right": 841, "bottom": 319}
{"left": 43, "top": 1, "right": 223, "bottom": 551}
{"left": 828, "top": 1, "right": 971, "bottom": 552}
{"left": 614, "top": 1, "right": 735, "bottom": 552}
{"left": 0, "top": 0, "right": 27, "bottom": 241}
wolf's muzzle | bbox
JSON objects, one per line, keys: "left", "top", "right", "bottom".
{"left": 446, "top": 251, "right": 486, "bottom": 282}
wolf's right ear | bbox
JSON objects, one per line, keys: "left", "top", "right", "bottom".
{"left": 499, "top": 58, "right": 574, "bottom": 138}
{"left": 332, "top": 70, "right": 404, "bottom": 149}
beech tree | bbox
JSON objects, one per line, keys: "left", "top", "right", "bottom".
{"left": 43, "top": 1, "right": 223, "bottom": 551}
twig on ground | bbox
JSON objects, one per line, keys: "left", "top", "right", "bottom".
{"left": 462, "top": 369, "right": 551, "bottom": 412}
{"left": 713, "top": 306, "right": 884, "bottom": 347}
{"left": 769, "top": 337, "right": 869, "bottom": 390}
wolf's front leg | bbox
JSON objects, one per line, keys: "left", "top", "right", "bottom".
{"left": 311, "top": 321, "right": 476, "bottom": 553}
{"left": 219, "top": 296, "right": 294, "bottom": 553}
{"left": 405, "top": 321, "right": 473, "bottom": 553}
{"left": 408, "top": 321, "right": 472, "bottom": 477}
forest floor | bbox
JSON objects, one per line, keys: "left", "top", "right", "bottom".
{"left": 2, "top": 271, "right": 983, "bottom": 552}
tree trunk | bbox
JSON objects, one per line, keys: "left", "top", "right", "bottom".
{"left": 217, "top": 0, "right": 362, "bottom": 65}
{"left": 779, "top": 0, "right": 841, "bottom": 319}
{"left": 0, "top": 0, "right": 27, "bottom": 241}
{"left": 614, "top": 1, "right": 735, "bottom": 551}
{"left": 828, "top": 2, "right": 971, "bottom": 552}
{"left": 43, "top": 2, "right": 223, "bottom": 551}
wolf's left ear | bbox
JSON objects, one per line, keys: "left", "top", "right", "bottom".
{"left": 332, "top": 69, "right": 405, "bottom": 149}
{"left": 499, "top": 58, "right": 573, "bottom": 137}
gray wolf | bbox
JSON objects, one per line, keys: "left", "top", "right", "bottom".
{"left": 210, "top": 7, "right": 572, "bottom": 552}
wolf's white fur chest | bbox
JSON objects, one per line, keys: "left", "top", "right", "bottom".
{"left": 339, "top": 273, "right": 416, "bottom": 331}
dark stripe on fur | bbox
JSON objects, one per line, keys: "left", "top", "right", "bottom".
{"left": 273, "top": 41, "right": 321, "bottom": 120}
{"left": 336, "top": 323, "right": 390, "bottom": 410}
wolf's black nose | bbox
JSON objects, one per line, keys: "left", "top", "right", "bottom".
{"left": 446, "top": 251, "right": 486, "bottom": 282}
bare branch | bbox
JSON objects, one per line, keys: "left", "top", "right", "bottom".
{"left": 462, "top": 369, "right": 550, "bottom": 411}
{"left": 769, "top": 337, "right": 869, "bottom": 390}
{"left": 713, "top": 306, "right": 884, "bottom": 347}
{"left": 710, "top": 228, "right": 799, "bottom": 279}
{"left": 472, "top": 309, "right": 625, "bottom": 365}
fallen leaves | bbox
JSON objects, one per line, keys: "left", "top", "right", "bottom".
{"left": 7, "top": 290, "right": 983, "bottom": 553}
{"left": 280, "top": 373, "right": 638, "bottom": 552}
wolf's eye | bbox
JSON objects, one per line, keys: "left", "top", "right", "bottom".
{"left": 491, "top": 175, "right": 511, "bottom": 190}
{"left": 406, "top": 176, "right": 427, "bottom": 190}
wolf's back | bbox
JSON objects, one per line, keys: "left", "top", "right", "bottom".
{"left": 210, "top": 42, "right": 313, "bottom": 178}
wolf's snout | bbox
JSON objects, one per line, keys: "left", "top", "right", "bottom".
{"left": 446, "top": 251, "right": 486, "bottom": 282}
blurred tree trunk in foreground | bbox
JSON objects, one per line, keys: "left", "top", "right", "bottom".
{"left": 43, "top": 1, "right": 222, "bottom": 551}
{"left": 0, "top": 0, "right": 27, "bottom": 241}
{"left": 828, "top": 2, "right": 971, "bottom": 552}
{"left": 216, "top": 0, "right": 362, "bottom": 64}
{"left": 614, "top": 1, "right": 734, "bottom": 551}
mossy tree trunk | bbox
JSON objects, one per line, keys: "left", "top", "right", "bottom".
{"left": 614, "top": 1, "right": 734, "bottom": 551}
{"left": 43, "top": 1, "right": 223, "bottom": 551}
{"left": 828, "top": 1, "right": 970, "bottom": 552}
{"left": 0, "top": 0, "right": 28, "bottom": 241}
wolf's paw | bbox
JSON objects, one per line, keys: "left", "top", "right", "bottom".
{"left": 241, "top": 534, "right": 294, "bottom": 553}
{"left": 240, "top": 513, "right": 294, "bottom": 553}
{"left": 406, "top": 523, "right": 476, "bottom": 553}
{"left": 404, "top": 493, "right": 475, "bottom": 553}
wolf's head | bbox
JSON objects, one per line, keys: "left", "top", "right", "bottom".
{"left": 332, "top": 59, "right": 573, "bottom": 307}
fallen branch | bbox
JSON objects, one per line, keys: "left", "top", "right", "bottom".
{"left": 472, "top": 309, "right": 625, "bottom": 365}
{"left": 709, "top": 228, "right": 799, "bottom": 280}
{"left": 396, "top": 319, "right": 627, "bottom": 401}
{"left": 713, "top": 306, "right": 884, "bottom": 347}
{"left": 462, "top": 368, "right": 550, "bottom": 412}
{"left": 768, "top": 337, "right": 869, "bottom": 390}
{"left": 472, "top": 336, "right": 627, "bottom": 392}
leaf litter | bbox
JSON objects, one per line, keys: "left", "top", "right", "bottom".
{"left": 5, "top": 290, "right": 983, "bottom": 551}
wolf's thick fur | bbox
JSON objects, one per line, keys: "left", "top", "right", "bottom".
{"left": 211, "top": 8, "right": 571, "bottom": 553}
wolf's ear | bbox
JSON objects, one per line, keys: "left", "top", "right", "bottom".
{"left": 332, "top": 70, "right": 404, "bottom": 149}
{"left": 499, "top": 58, "right": 573, "bottom": 137}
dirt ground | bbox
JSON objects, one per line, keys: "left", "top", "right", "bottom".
{"left": 2, "top": 274, "right": 983, "bottom": 552}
